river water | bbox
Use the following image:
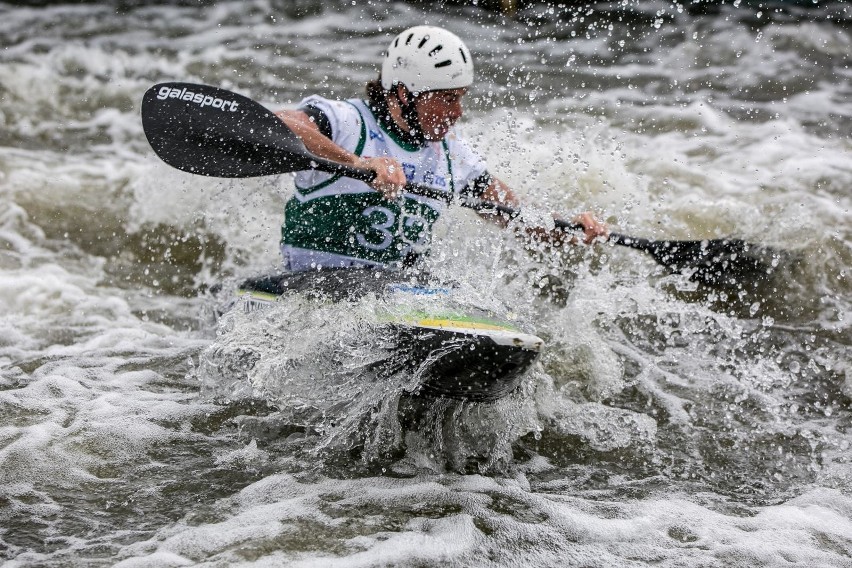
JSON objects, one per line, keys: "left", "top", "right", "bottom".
{"left": 1, "top": 0, "right": 851, "bottom": 566}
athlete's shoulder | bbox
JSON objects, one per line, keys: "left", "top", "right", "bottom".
{"left": 442, "top": 130, "right": 485, "bottom": 162}
{"left": 298, "top": 95, "right": 363, "bottom": 122}
{"left": 295, "top": 95, "right": 365, "bottom": 142}
{"left": 440, "top": 129, "right": 488, "bottom": 187}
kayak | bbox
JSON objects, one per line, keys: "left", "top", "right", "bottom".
{"left": 230, "top": 269, "right": 543, "bottom": 403}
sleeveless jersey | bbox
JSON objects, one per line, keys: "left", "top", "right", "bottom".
{"left": 281, "top": 96, "right": 487, "bottom": 268}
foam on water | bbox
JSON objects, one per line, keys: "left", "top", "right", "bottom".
{"left": 91, "top": 473, "right": 852, "bottom": 567}
{"left": 1, "top": 0, "right": 850, "bottom": 565}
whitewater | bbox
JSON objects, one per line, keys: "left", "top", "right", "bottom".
{"left": 1, "top": 1, "right": 850, "bottom": 566}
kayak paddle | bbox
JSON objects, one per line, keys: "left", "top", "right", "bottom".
{"left": 141, "top": 82, "right": 778, "bottom": 286}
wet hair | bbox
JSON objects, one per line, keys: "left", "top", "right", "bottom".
{"left": 366, "top": 77, "right": 386, "bottom": 108}
{"left": 365, "top": 76, "right": 425, "bottom": 147}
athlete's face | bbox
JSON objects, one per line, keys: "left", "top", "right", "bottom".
{"left": 415, "top": 88, "right": 466, "bottom": 140}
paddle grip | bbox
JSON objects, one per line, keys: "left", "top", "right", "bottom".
{"left": 318, "top": 159, "right": 377, "bottom": 184}
{"left": 320, "top": 162, "right": 450, "bottom": 203}
{"left": 317, "top": 159, "right": 457, "bottom": 204}
{"left": 554, "top": 218, "right": 586, "bottom": 233}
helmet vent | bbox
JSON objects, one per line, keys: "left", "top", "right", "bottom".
{"left": 417, "top": 36, "right": 429, "bottom": 49}
{"left": 428, "top": 45, "right": 443, "bottom": 57}
{"left": 434, "top": 60, "right": 452, "bottom": 68}
{"left": 459, "top": 48, "right": 467, "bottom": 64}
{"left": 405, "top": 33, "right": 414, "bottom": 45}
{"left": 393, "top": 38, "right": 399, "bottom": 48}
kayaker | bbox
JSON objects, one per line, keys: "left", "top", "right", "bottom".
{"left": 277, "top": 25, "right": 608, "bottom": 272}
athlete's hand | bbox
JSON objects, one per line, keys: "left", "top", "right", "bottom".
{"left": 573, "top": 211, "right": 609, "bottom": 244}
{"left": 358, "top": 156, "right": 406, "bottom": 200}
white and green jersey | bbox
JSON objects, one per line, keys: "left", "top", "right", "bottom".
{"left": 281, "top": 96, "right": 487, "bottom": 270}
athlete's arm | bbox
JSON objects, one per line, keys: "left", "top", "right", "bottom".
{"left": 474, "top": 176, "right": 608, "bottom": 245}
{"left": 276, "top": 109, "right": 406, "bottom": 199}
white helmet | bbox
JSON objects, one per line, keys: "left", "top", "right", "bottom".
{"left": 381, "top": 25, "right": 474, "bottom": 93}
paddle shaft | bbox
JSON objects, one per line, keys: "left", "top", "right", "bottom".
{"left": 344, "top": 164, "right": 644, "bottom": 248}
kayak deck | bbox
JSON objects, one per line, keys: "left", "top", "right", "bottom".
{"left": 231, "top": 270, "right": 543, "bottom": 402}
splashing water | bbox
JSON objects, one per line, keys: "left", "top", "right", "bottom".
{"left": 1, "top": 1, "right": 850, "bottom": 566}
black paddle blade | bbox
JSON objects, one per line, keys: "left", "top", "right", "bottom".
{"left": 618, "top": 235, "right": 780, "bottom": 286}
{"left": 141, "top": 82, "right": 314, "bottom": 177}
